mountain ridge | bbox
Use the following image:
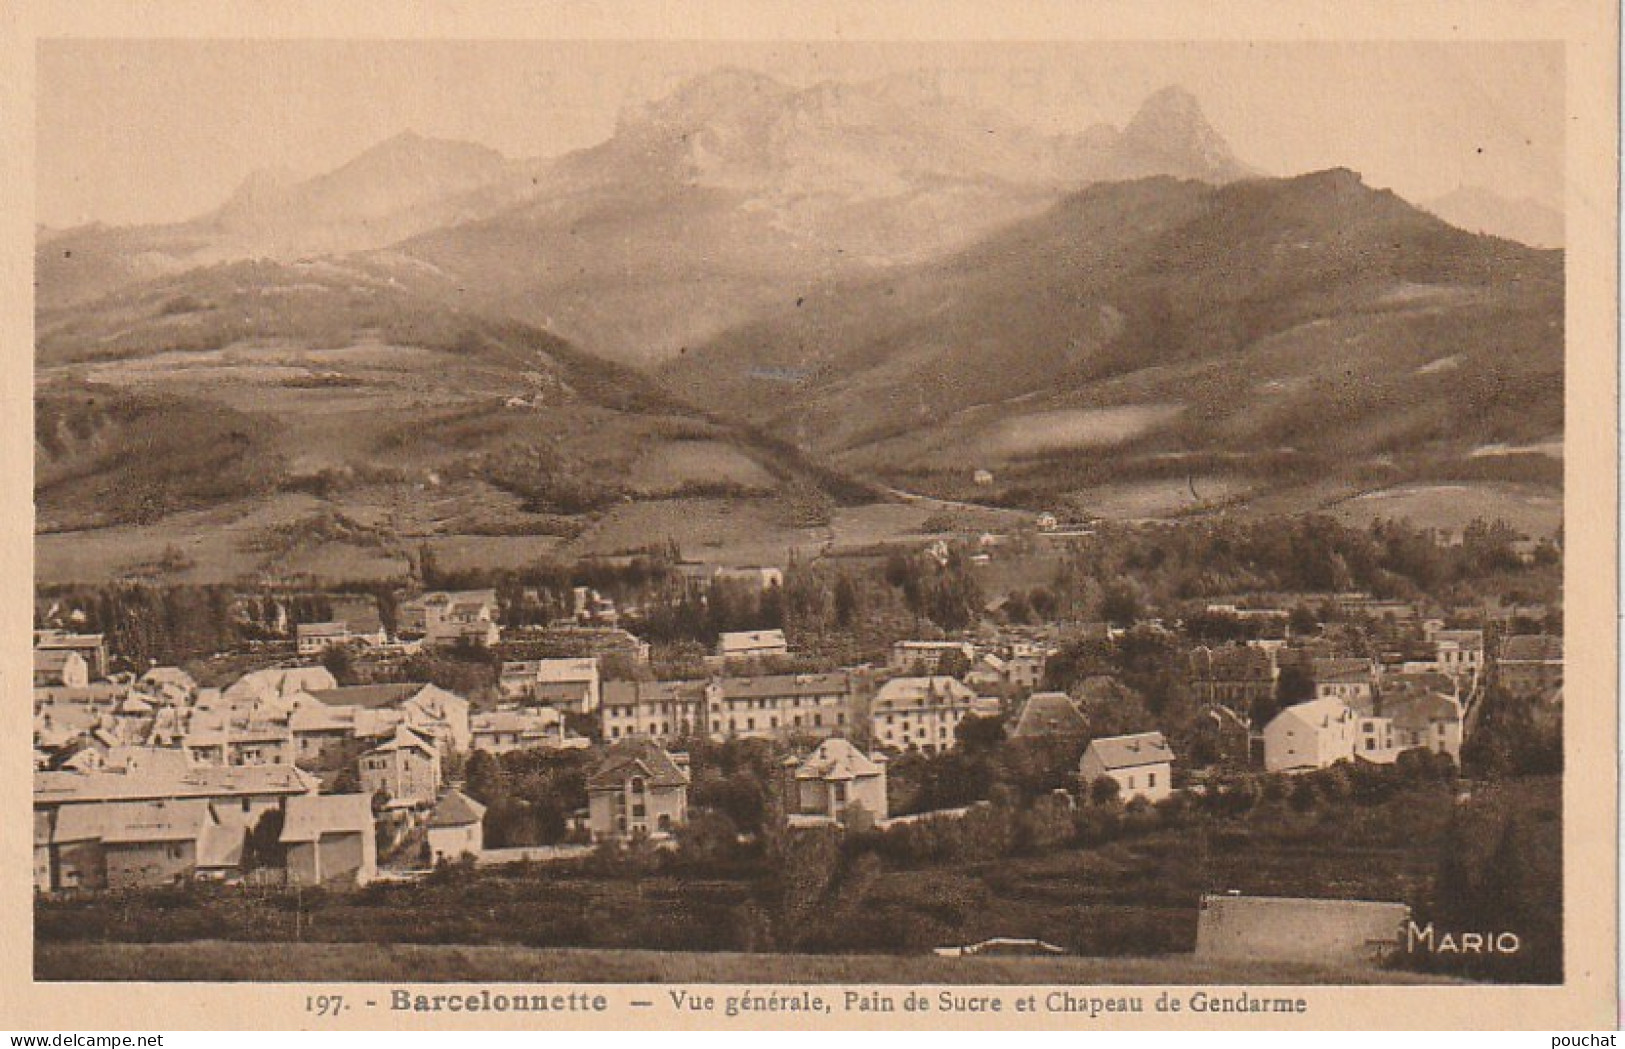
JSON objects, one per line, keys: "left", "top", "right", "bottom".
{"left": 659, "top": 168, "right": 1563, "bottom": 508}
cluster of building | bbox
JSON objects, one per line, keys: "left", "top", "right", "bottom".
{"left": 33, "top": 630, "right": 492, "bottom": 891}
{"left": 33, "top": 580, "right": 1563, "bottom": 893}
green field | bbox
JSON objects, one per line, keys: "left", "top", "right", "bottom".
{"left": 34, "top": 941, "right": 1457, "bottom": 985}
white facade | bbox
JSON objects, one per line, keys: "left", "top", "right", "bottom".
{"left": 870, "top": 676, "right": 988, "bottom": 753}
{"left": 1263, "top": 699, "right": 1360, "bottom": 772}
{"left": 1079, "top": 732, "right": 1175, "bottom": 803}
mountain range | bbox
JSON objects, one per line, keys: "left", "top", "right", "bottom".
{"left": 33, "top": 72, "right": 1564, "bottom": 581}
{"left": 663, "top": 169, "right": 1562, "bottom": 509}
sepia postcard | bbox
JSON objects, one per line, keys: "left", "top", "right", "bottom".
{"left": 0, "top": 0, "right": 1617, "bottom": 1032}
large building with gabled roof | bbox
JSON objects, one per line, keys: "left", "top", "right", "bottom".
{"left": 586, "top": 740, "right": 689, "bottom": 841}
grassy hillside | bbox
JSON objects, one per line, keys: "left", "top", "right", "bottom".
{"left": 34, "top": 260, "right": 879, "bottom": 583}
{"left": 663, "top": 171, "right": 1563, "bottom": 515}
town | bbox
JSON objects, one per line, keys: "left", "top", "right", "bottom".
{"left": 33, "top": 514, "right": 1563, "bottom": 982}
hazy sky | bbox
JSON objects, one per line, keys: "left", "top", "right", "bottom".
{"left": 38, "top": 40, "right": 1563, "bottom": 228}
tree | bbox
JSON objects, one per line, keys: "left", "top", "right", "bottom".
{"left": 832, "top": 575, "right": 859, "bottom": 628}
{"left": 954, "top": 713, "right": 1006, "bottom": 754}
{"left": 241, "top": 809, "right": 285, "bottom": 871}
{"left": 935, "top": 647, "right": 972, "bottom": 679}
{"left": 1100, "top": 581, "right": 1143, "bottom": 628}
{"left": 320, "top": 644, "right": 357, "bottom": 685}
{"left": 1089, "top": 775, "right": 1121, "bottom": 806}
{"left": 464, "top": 750, "right": 510, "bottom": 806}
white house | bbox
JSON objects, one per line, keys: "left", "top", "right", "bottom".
{"left": 888, "top": 640, "right": 976, "bottom": 675}
{"left": 716, "top": 630, "right": 789, "bottom": 661}
{"left": 791, "top": 739, "right": 888, "bottom": 823}
{"left": 295, "top": 622, "right": 350, "bottom": 656}
{"left": 1385, "top": 690, "right": 1465, "bottom": 761}
{"left": 869, "top": 676, "right": 993, "bottom": 753}
{"left": 34, "top": 650, "right": 89, "bottom": 689}
{"left": 426, "top": 788, "right": 486, "bottom": 862}
{"left": 1079, "top": 732, "right": 1175, "bottom": 803}
{"left": 1431, "top": 630, "right": 1484, "bottom": 681}
{"left": 1311, "top": 658, "right": 1378, "bottom": 712}
{"left": 499, "top": 658, "right": 601, "bottom": 713}
{"left": 471, "top": 707, "right": 566, "bottom": 754}
{"left": 1263, "top": 698, "right": 1360, "bottom": 773}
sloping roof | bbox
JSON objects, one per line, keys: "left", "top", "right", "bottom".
{"left": 52, "top": 803, "right": 121, "bottom": 843}
{"left": 1501, "top": 634, "right": 1563, "bottom": 662}
{"left": 289, "top": 701, "right": 356, "bottom": 733}
{"left": 473, "top": 708, "right": 560, "bottom": 734}
{"left": 196, "top": 821, "right": 246, "bottom": 869}
{"left": 100, "top": 800, "right": 212, "bottom": 845}
{"left": 34, "top": 649, "right": 83, "bottom": 675}
{"left": 588, "top": 740, "right": 688, "bottom": 791}
{"left": 106, "top": 746, "right": 193, "bottom": 779}
{"left": 353, "top": 708, "right": 405, "bottom": 740}
{"left": 1085, "top": 731, "right": 1174, "bottom": 771}
{"left": 35, "top": 764, "right": 318, "bottom": 807}
{"left": 35, "top": 632, "right": 104, "bottom": 652}
{"left": 1386, "top": 691, "right": 1463, "bottom": 732}
{"left": 894, "top": 640, "right": 975, "bottom": 654}
{"left": 296, "top": 621, "right": 349, "bottom": 638}
{"left": 308, "top": 683, "right": 425, "bottom": 709}
{"left": 601, "top": 680, "right": 706, "bottom": 710}
{"left": 717, "top": 673, "right": 848, "bottom": 700}
{"left": 871, "top": 676, "right": 977, "bottom": 713}
{"left": 280, "top": 793, "right": 374, "bottom": 842}
{"left": 1433, "top": 629, "right": 1484, "bottom": 648}
{"left": 428, "top": 789, "right": 487, "bottom": 828}
{"left": 1011, "top": 692, "right": 1088, "bottom": 738}
{"left": 139, "top": 667, "right": 196, "bottom": 691}
{"left": 1277, "top": 697, "right": 1356, "bottom": 729}
{"left": 718, "top": 629, "right": 787, "bottom": 652}
{"left": 533, "top": 658, "right": 599, "bottom": 682}
{"left": 400, "top": 684, "right": 466, "bottom": 716}
{"left": 34, "top": 683, "right": 129, "bottom": 705}
{"left": 795, "top": 738, "right": 883, "bottom": 782}
{"left": 365, "top": 724, "right": 437, "bottom": 757}
{"left": 1312, "top": 658, "right": 1376, "bottom": 683}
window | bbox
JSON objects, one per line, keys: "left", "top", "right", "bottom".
{"left": 1148, "top": 772, "right": 1157, "bottom": 788}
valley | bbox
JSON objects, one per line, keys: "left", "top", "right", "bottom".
{"left": 34, "top": 74, "right": 1564, "bottom": 586}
